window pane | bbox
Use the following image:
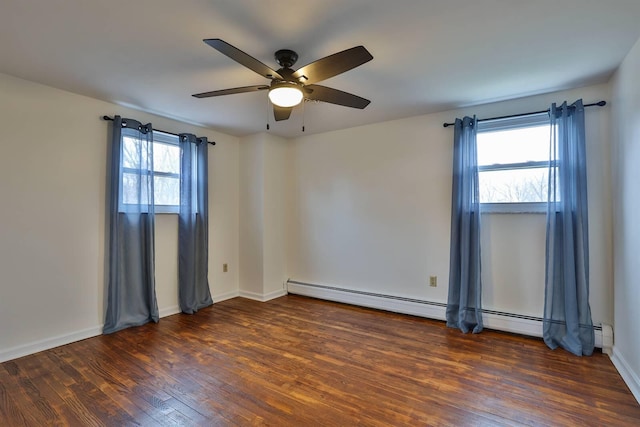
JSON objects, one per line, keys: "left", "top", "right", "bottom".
{"left": 154, "top": 176, "right": 180, "bottom": 206}
{"left": 122, "top": 172, "right": 151, "bottom": 205}
{"left": 477, "top": 125, "right": 549, "bottom": 166}
{"left": 154, "top": 142, "right": 180, "bottom": 174}
{"left": 119, "top": 131, "right": 182, "bottom": 212}
{"left": 122, "top": 136, "right": 151, "bottom": 170}
{"left": 479, "top": 168, "right": 548, "bottom": 203}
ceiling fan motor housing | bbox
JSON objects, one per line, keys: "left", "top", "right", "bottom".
{"left": 274, "top": 49, "right": 298, "bottom": 68}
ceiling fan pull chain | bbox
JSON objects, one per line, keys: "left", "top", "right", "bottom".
{"left": 302, "top": 99, "right": 306, "bottom": 132}
{"left": 266, "top": 96, "right": 271, "bottom": 130}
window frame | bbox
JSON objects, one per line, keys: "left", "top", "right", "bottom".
{"left": 152, "top": 131, "right": 181, "bottom": 214}
{"left": 476, "top": 113, "right": 552, "bottom": 214}
{"left": 119, "top": 130, "right": 181, "bottom": 214}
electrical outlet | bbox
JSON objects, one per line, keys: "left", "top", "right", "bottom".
{"left": 429, "top": 276, "right": 437, "bottom": 287}
{"left": 223, "top": 263, "right": 228, "bottom": 273}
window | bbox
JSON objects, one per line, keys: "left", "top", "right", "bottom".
{"left": 477, "top": 113, "right": 552, "bottom": 213}
{"left": 120, "top": 130, "right": 181, "bottom": 213}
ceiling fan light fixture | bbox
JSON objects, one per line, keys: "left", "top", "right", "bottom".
{"left": 268, "top": 84, "right": 303, "bottom": 108}
{"left": 194, "top": 40, "right": 374, "bottom": 121}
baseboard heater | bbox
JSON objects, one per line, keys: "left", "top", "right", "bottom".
{"left": 286, "top": 279, "right": 612, "bottom": 354}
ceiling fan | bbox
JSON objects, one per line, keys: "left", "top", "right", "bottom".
{"left": 192, "top": 39, "right": 373, "bottom": 122}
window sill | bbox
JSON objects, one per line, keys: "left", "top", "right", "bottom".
{"left": 480, "top": 202, "right": 546, "bottom": 214}
{"left": 155, "top": 207, "right": 179, "bottom": 214}
{"left": 118, "top": 205, "right": 179, "bottom": 214}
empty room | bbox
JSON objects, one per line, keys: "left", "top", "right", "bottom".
{"left": 2, "top": 0, "right": 640, "bottom": 425}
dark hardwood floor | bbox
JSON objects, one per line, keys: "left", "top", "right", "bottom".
{"left": 1, "top": 295, "right": 639, "bottom": 426}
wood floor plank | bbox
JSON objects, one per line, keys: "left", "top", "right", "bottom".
{"left": 2, "top": 294, "right": 640, "bottom": 426}
{"left": 0, "top": 378, "right": 30, "bottom": 426}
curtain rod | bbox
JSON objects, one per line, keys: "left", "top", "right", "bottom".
{"left": 102, "top": 115, "right": 216, "bottom": 145}
{"left": 442, "top": 100, "right": 606, "bottom": 128}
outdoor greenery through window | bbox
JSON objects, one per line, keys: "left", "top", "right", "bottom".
{"left": 120, "top": 130, "right": 180, "bottom": 213}
{"left": 477, "top": 113, "right": 552, "bottom": 213}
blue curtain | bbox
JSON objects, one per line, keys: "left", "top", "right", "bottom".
{"left": 104, "top": 116, "right": 159, "bottom": 334}
{"left": 544, "top": 100, "right": 594, "bottom": 356}
{"left": 178, "top": 134, "right": 213, "bottom": 313}
{"left": 447, "top": 116, "right": 483, "bottom": 333}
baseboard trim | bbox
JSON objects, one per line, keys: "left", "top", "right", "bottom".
{"left": 611, "top": 347, "right": 640, "bottom": 404}
{"left": 287, "top": 280, "right": 446, "bottom": 320}
{"left": 0, "top": 325, "right": 103, "bottom": 363}
{"left": 286, "top": 280, "right": 606, "bottom": 349}
{"left": 213, "top": 290, "right": 240, "bottom": 303}
{"left": 159, "top": 305, "right": 181, "bottom": 318}
{"left": 239, "top": 289, "right": 288, "bottom": 302}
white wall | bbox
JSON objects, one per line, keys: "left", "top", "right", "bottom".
{"left": 611, "top": 36, "right": 640, "bottom": 400}
{"left": 238, "top": 132, "right": 290, "bottom": 300}
{"left": 0, "top": 72, "right": 240, "bottom": 361}
{"left": 289, "top": 83, "right": 613, "bottom": 326}
{"left": 481, "top": 214, "right": 547, "bottom": 317}
{"left": 239, "top": 134, "right": 265, "bottom": 296}
{"left": 262, "top": 133, "right": 292, "bottom": 296}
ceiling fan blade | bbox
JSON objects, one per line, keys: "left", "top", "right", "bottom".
{"left": 204, "top": 39, "right": 283, "bottom": 80}
{"left": 273, "top": 105, "right": 293, "bottom": 121}
{"left": 306, "top": 85, "right": 371, "bottom": 109}
{"left": 291, "top": 46, "right": 373, "bottom": 85}
{"left": 192, "top": 85, "right": 269, "bottom": 98}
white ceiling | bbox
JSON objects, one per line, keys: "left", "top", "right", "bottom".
{"left": 1, "top": 0, "right": 640, "bottom": 138}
